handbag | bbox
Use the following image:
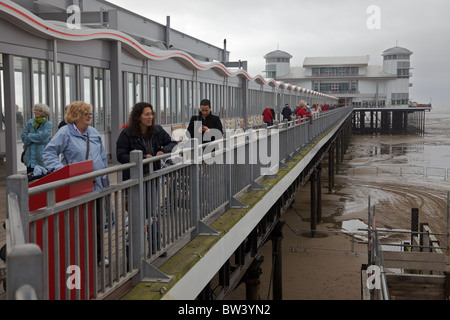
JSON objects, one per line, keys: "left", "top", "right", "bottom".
{"left": 21, "top": 145, "right": 27, "bottom": 163}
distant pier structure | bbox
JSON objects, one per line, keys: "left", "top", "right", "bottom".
{"left": 351, "top": 106, "right": 431, "bottom": 135}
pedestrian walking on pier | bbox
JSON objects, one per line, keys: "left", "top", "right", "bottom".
{"left": 282, "top": 104, "right": 293, "bottom": 121}
{"left": 296, "top": 100, "right": 313, "bottom": 123}
{"left": 262, "top": 105, "right": 274, "bottom": 126}
{"left": 187, "top": 98, "right": 223, "bottom": 143}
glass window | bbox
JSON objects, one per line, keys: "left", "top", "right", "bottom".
{"left": 64, "top": 64, "right": 77, "bottom": 109}
{"left": 127, "top": 72, "right": 133, "bottom": 110}
{"left": 32, "top": 59, "right": 47, "bottom": 109}
{"left": 171, "top": 78, "right": 176, "bottom": 123}
{"left": 84, "top": 67, "right": 92, "bottom": 105}
{"left": 159, "top": 77, "right": 167, "bottom": 125}
{"left": 176, "top": 79, "right": 181, "bottom": 123}
{"left": 135, "top": 73, "right": 142, "bottom": 104}
{"left": 93, "top": 68, "right": 105, "bottom": 131}
{"left": 14, "top": 57, "right": 31, "bottom": 136}
{"left": 187, "top": 80, "right": 193, "bottom": 120}
{"left": 150, "top": 76, "right": 156, "bottom": 108}
{"left": 104, "top": 69, "right": 111, "bottom": 131}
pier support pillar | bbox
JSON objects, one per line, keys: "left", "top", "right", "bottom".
{"left": 310, "top": 169, "right": 318, "bottom": 237}
{"left": 381, "top": 111, "right": 390, "bottom": 133}
{"left": 411, "top": 208, "right": 419, "bottom": 249}
{"left": 316, "top": 164, "right": 323, "bottom": 224}
{"left": 328, "top": 144, "right": 335, "bottom": 193}
{"left": 244, "top": 255, "right": 264, "bottom": 300}
{"left": 271, "top": 220, "right": 285, "bottom": 300}
{"left": 197, "top": 282, "right": 213, "bottom": 300}
{"left": 359, "top": 111, "right": 365, "bottom": 134}
{"left": 335, "top": 136, "right": 340, "bottom": 174}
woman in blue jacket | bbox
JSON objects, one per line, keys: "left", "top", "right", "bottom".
{"left": 21, "top": 103, "right": 53, "bottom": 174}
{"left": 43, "top": 101, "right": 108, "bottom": 191}
{"left": 43, "top": 100, "right": 110, "bottom": 265}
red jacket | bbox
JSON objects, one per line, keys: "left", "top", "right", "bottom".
{"left": 296, "top": 107, "right": 312, "bottom": 122}
{"left": 262, "top": 108, "right": 273, "bottom": 123}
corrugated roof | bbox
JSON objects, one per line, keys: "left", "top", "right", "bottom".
{"left": 264, "top": 50, "right": 293, "bottom": 59}
{"left": 303, "top": 56, "right": 370, "bottom": 66}
{"left": 382, "top": 46, "right": 413, "bottom": 56}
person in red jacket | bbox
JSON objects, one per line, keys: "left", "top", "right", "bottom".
{"left": 262, "top": 106, "right": 274, "bottom": 126}
{"left": 296, "top": 100, "right": 312, "bottom": 123}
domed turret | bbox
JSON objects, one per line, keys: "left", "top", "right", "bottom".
{"left": 382, "top": 46, "right": 413, "bottom": 57}
{"left": 264, "top": 50, "right": 293, "bottom": 78}
{"left": 382, "top": 46, "right": 413, "bottom": 76}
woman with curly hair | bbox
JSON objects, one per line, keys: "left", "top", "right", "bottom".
{"left": 43, "top": 101, "right": 108, "bottom": 191}
{"left": 116, "top": 102, "right": 177, "bottom": 180}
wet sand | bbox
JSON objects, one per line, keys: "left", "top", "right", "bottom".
{"left": 227, "top": 107, "right": 450, "bottom": 300}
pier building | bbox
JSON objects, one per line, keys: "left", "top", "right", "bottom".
{"left": 0, "top": 0, "right": 336, "bottom": 178}
{"left": 269, "top": 46, "right": 414, "bottom": 108}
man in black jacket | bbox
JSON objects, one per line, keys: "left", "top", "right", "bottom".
{"left": 281, "top": 104, "right": 292, "bottom": 121}
{"left": 187, "top": 99, "right": 223, "bottom": 143}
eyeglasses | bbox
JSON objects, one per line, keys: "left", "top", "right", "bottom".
{"left": 84, "top": 113, "right": 93, "bottom": 117}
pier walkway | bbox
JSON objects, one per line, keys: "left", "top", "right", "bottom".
{"left": 2, "top": 107, "right": 352, "bottom": 300}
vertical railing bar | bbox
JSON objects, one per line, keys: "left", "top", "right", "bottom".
{"left": 64, "top": 208, "right": 70, "bottom": 300}
{"left": 143, "top": 180, "right": 148, "bottom": 259}
{"left": 92, "top": 199, "right": 98, "bottom": 299}
{"left": 147, "top": 179, "right": 153, "bottom": 259}
{"left": 98, "top": 197, "right": 105, "bottom": 293}
{"left": 74, "top": 205, "right": 80, "bottom": 300}
{"left": 53, "top": 213, "right": 59, "bottom": 301}
{"left": 106, "top": 194, "right": 113, "bottom": 288}
{"left": 83, "top": 202, "right": 89, "bottom": 300}
{"left": 114, "top": 191, "right": 120, "bottom": 282}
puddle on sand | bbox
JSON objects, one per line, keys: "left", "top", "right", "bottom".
{"left": 342, "top": 219, "right": 368, "bottom": 233}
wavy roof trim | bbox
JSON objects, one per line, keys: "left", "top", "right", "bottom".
{"left": 0, "top": 0, "right": 337, "bottom": 100}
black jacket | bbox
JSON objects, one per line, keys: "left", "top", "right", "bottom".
{"left": 116, "top": 125, "right": 177, "bottom": 180}
{"left": 281, "top": 106, "right": 292, "bottom": 120}
{"left": 187, "top": 112, "right": 223, "bottom": 143}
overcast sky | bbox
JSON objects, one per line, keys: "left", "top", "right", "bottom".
{"left": 108, "top": 0, "right": 450, "bottom": 109}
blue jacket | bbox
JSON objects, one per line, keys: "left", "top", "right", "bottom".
{"left": 21, "top": 119, "right": 53, "bottom": 169}
{"left": 43, "top": 124, "right": 109, "bottom": 191}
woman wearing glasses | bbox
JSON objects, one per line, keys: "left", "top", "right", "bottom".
{"left": 43, "top": 100, "right": 110, "bottom": 265}
{"left": 43, "top": 101, "right": 109, "bottom": 191}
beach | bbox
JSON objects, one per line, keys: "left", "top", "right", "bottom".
{"left": 227, "top": 106, "right": 450, "bottom": 300}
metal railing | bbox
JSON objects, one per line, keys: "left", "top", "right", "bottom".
{"left": 347, "top": 165, "right": 450, "bottom": 181}
{"left": 293, "top": 229, "right": 368, "bottom": 254}
{"left": 5, "top": 193, "right": 42, "bottom": 300}
{"left": 5, "top": 107, "right": 353, "bottom": 300}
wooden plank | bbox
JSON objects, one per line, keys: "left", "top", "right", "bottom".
{"left": 386, "top": 273, "right": 446, "bottom": 284}
{"left": 386, "top": 274, "right": 446, "bottom": 300}
{"left": 236, "top": 118, "right": 245, "bottom": 133}
{"left": 224, "top": 119, "right": 235, "bottom": 129}
{"left": 383, "top": 251, "right": 447, "bottom": 272}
